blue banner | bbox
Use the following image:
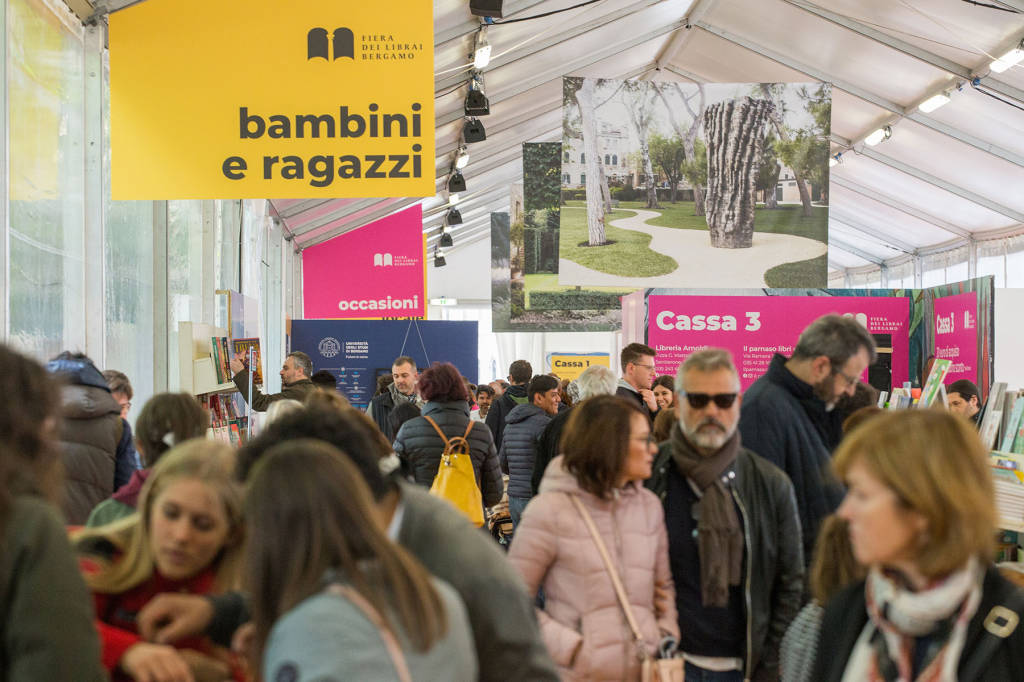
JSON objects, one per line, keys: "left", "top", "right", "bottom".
{"left": 292, "top": 319, "right": 479, "bottom": 409}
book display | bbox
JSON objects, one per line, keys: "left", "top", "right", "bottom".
{"left": 987, "top": 386, "right": 1024, "bottom": 550}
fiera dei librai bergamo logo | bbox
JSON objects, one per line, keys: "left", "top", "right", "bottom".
{"left": 306, "top": 26, "right": 424, "bottom": 62}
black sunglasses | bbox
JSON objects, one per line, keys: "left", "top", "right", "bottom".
{"left": 682, "top": 392, "right": 738, "bottom": 409}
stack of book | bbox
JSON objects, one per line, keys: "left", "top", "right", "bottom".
{"left": 204, "top": 393, "right": 248, "bottom": 446}
{"left": 210, "top": 336, "right": 233, "bottom": 384}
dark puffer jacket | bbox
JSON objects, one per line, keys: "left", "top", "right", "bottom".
{"left": 392, "top": 401, "right": 503, "bottom": 507}
{"left": 48, "top": 357, "right": 126, "bottom": 525}
{"left": 499, "top": 403, "right": 552, "bottom": 499}
{"left": 486, "top": 383, "right": 529, "bottom": 452}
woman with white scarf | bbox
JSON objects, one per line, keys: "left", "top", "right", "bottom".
{"left": 812, "top": 409, "right": 1024, "bottom": 682}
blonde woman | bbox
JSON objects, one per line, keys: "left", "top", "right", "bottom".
{"left": 813, "top": 410, "right": 1024, "bottom": 681}
{"left": 75, "top": 440, "right": 245, "bottom": 682}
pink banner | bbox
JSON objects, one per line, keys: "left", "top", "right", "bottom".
{"left": 647, "top": 295, "right": 910, "bottom": 391}
{"left": 302, "top": 205, "right": 425, "bottom": 319}
{"left": 933, "top": 292, "right": 978, "bottom": 385}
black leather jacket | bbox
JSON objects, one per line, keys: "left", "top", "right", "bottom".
{"left": 646, "top": 443, "right": 805, "bottom": 680}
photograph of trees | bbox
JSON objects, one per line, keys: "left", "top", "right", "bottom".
{"left": 493, "top": 143, "right": 627, "bottom": 332}
{"left": 559, "top": 77, "right": 830, "bottom": 289}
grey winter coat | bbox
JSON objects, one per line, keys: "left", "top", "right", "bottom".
{"left": 499, "top": 403, "right": 552, "bottom": 499}
{"left": 393, "top": 400, "right": 503, "bottom": 507}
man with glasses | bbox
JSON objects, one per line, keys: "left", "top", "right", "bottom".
{"left": 646, "top": 348, "right": 803, "bottom": 682}
{"left": 617, "top": 342, "right": 660, "bottom": 421}
{"left": 739, "top": 313, "right": 876, "bottom": 567}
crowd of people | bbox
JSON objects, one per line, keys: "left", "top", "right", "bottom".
{"left": 3, "top": 311, "right": 1023, "bottom": 681}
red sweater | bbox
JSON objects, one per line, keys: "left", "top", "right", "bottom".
{"left": 79, "top": 551, "right": 245, "bottom": 681}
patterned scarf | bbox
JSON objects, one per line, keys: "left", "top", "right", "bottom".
{"left": 842, "top": 558, "right": 983, "bottom": 682}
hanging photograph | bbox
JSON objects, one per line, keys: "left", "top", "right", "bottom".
{"left": 502, "top": 142, "right": 627, "bottom": 332}
{"left": 559, "top": 77, "right": 830, "bottom": 289}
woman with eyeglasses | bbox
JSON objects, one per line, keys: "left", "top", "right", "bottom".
{"left": 508, "top": 395, "right": 679, "bottom": 681}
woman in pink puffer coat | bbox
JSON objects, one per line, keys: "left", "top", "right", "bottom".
{"left": 508, "top": 395, "right": 679, "bottom": 682}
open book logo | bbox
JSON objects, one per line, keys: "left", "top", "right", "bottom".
{"left": 936, "top": 313, "right": 955, "bottom": 335}
{"left": 307, "top": 28, "right": 355, "bottom": 61}
{"left": 373, "top": 253, "right": 394, "bottom": 267}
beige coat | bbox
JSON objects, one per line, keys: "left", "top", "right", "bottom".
{"left": 508, "top": 456, "right": 679, "bottom": 682}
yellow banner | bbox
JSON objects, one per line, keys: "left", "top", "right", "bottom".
{"left": 109, "top": 1, "right": 434, "bottom": 199}
{"left": 548, "top": 353, "right": 611, "bottom": 381}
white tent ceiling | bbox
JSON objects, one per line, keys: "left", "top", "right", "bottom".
{"left": 89, "top": 0, "right": 1024, "bottom": 277}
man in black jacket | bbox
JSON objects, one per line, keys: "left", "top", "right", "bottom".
{"left": 616, "top": 342, "right": 659, "bottom": 422}
{"left": 646, "top": 348, "right": 803, "bottom": 682}
{"left": 365, "top": 356, "right": 422, "bottom": 440}
{"left": 739, "top": 314, "right": 876, "bottom": 565}
{"left": 485, "top": 359, "right": 532, "bottom": 451}
{"left": 499, "top": 374, "right": 559, "bottom": 527}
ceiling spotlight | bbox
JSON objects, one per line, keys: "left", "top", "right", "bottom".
{"left": 446, "top": 207, "right": 463, "bottom": 225}
{"left": 465, "top": 89, "right": 490, "bottom": 117}
{"left": 864, "top": 125, "right": 891, "bottom": 146}
{"left": 918, "top": 92, "right": 950, "bottom": 113}
{"left": 828, "top": 157, "right": 837, "bottom": 168}
{"left": 440, "top": 228, "right": 454, "bottom": 248}
{"left": 455, "top": 144, "right": 470, "bottom": 170}
{"left": 470, "top": 0, "right": 504, "bottom": 18}
{"left": 990, "top": 41, "right": 1024, "bottom": 73}
{"left": 473, "top": 27, "right": 491, "bottom": 69}
{"left": 434, "top": 247, "right": 447, "bottom": 267}
{"left": 448, "top": 171, "right": 466, "bottom": 193}
{"left": 449, "top": 192, "right": 461, "bottom": 205}
{"left": 464, "top": 117, "right": 486, "bottom": 143}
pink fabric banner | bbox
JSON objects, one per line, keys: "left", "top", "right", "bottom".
{"left": 933, "top": 291, "right": 978, "bottom": 385}
{"left": 302, "top": 205, "right": 425, "bottom": 319}
{"left": 647, "top": 294, "right": 910, "bottom": 391}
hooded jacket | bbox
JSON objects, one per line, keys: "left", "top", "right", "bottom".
{"left": 392, "top": 400, "right": 503, "bottom": 507}
{"left": 508, "top": 456, "right": 679, "bottom": 682}
{"left": 48, "top": 356, "right": 126, "bottom": 525}
{"left": 738, "top": 353, "right": 845, "bottom": 564}
{"left": 486, "top": 383, "right": 529, "bottom": 451}
{"left": 498, "top": 403, "right": 552, "bottom": 499}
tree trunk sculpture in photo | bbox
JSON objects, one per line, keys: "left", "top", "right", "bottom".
{"left": 703, "top": 97, "right": 774, "bottom": 249}
{"left": 575, "top": 78, "right": 607, "bottom": 245}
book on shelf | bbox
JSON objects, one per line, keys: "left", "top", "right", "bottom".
{"left": 203, "top": 394, "right": 248, "bottom": 446}
{"left": 211, "top": 336, "right": 233, "bottom": 385}
{"left": 917, "top": 358, "right": 952, "bottom": 408}
{"left": 232, "top": 338, "right": 263, "bottom": 386}
{"left": 1000, "top": 392, "right": 1024, "bottom": 453}
{"left": 979, "top": 382, "right": 1008, "bottom": 451}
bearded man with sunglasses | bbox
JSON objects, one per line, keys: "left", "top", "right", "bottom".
{"left": 646, "top": 348, "right": 803, "bottom": 682}
{"left": 739, "top": 313, "right": 876, "bottom": 568}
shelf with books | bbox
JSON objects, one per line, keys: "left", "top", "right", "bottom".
{"left": 178, "top": 322, "right": 238, "bottom": 395}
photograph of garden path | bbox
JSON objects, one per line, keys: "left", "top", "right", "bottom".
{"left": 560, "top": 78, "right": 830, "bottom": 289}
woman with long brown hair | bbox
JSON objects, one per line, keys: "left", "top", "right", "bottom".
{"left": 0, "top": 343, "right": 105, "bottom": 681}
{"left": 508, "top": 395, "right": 678, "bottom": 681}
{"left": 245, "top": 439, "right": 476, "bottom": 681}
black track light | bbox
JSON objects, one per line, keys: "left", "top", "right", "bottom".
{"left": 440, "top": 229, "right": 454, "bottom": 248}
{"left": 448, "top": 171, "right": 466, "bottom": 193}
{"left": 464, "top": 117, "right": 486, "bottom": 143}
{"left": 434, "top": 247, "right": 447, "bottom": 267}
{"left": 465, "top": 89, "right": 490, "bottom": 116}
{"left": 470, "top": 0, "right": 504, "bottom": 18}
{"left": 446, "top": 207, "right": 463, "bottom": 225}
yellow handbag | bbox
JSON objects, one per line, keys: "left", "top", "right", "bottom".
{"left": 424, "top": 416, "right": 485, "bottom": 527}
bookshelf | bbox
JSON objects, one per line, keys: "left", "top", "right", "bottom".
{"left": 177, "top": 321, "right": 237, "bottom": 395}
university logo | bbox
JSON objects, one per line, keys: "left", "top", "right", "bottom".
{"left": 307, "top": 27, "right": 354, "bottom": 61}
{"left": 373, "top": 253, "right": 393, "bottom": 267}
{"left": 318, "top": 336, "right": 342, "bottom": 358}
